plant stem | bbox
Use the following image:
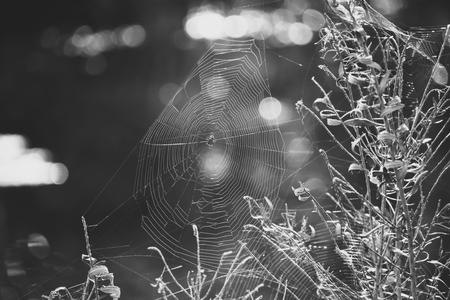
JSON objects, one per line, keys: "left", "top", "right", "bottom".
{"left": 397, "top": 177, "right": 418, "bottom": 300}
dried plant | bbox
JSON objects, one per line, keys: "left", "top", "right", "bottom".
{"left": 292, "top": 0, "right": 450, "bottom": 299}
{"left": 41, "top": 218, "right": 121, "bottom": 300}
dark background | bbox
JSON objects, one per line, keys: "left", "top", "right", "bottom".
{"left": 1, "top": 0, "right": 449, "bottom": 299}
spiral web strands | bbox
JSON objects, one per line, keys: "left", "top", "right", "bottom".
{"left": 134, "top": 39, "right": 285, "bottom": 272}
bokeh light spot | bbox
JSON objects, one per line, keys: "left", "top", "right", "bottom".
{"left": 0, "top": 135, "right": 27, "bottom": 159}
{"left": 198, "top": 11, "right": 225, "bottom": 40}
{"left": 432, "top": 63, "right": 448, "bottom": 86}
{"left": 285, "top": 0, "right": 310, "bottom": 15}
{"left": 254, "top": 13, "right": 274, "bottom": 39}
{"left": 173, "top": 29, "right": 197, "bottom": 50}
{"left": 259, "top": 97, "right": 282, "bottom": 120}
{"left": 240, "top": 10, "right": 267, "bottom": 38}
{"left": 40, "top": 27, "right": 60, "bottom": 49}
{"left": 50, "top": 163, "right": 69, "bottom": 184}
{"left": 0, "top": 134, "right": 68, "bottom": 186}
{"left": 251, "top": 164, "right": 272, "bottom": 190}
{"left": 185, "top": 15, "right": 203, "bottom": 40}
{"left": 286, "top": 136, "right": 313, "bottom": 169}
{"left": 304, "top": 177, "right": 327, "bottom": 197}
{"left": 224, "top": 15, "right": 248, "bottom": 38}
{"left": 72, "top": 25, "right": 93, "bottom": 49}
{"left": 288, "top": 22, "right": 313, "bottom": 45}
{"left": 5, "top": 261, "right": 26, "bottom": 288}
{"left": 182, "top": 4, "right": 319, "bottom": 45}
{"left": 272, "top": 9, "right": 296, "bottom": 25}
{"left": 203, "top": 149, "right": 227, "bottom": 178}
{"left": 159, "top": 83, "right": 180, "bottom": 105}
{"left": 274, "top": 22, "right": 293, "bottom": 45}
{"left": 27, "top": 233, "right": 50, "bottom": 259}
{"left": 85, "top": 54, "right": 107, "bottom": 75}
{"left": 185, "top": 6, "right": 227, "bottom": 41}
{"left": 302, "top": 9, "right": 325, "bottom": 31}
{"left": 62, "top": 24, "right": 145, "bottom": 57}
{"left": 120, "top": 25, "right": 146, "bottom": 47}
{"left": 370, "top": 0, "right": 406, "bottom": 16}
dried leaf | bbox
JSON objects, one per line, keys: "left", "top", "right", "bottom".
{"left": 332, "top": 3, "right": 352, "bottom": 22}
{"left": 338, "top": 62, "right": 345, "bottom": 77}
{"left": 369, "top": 170, "right": 381, "bottom": 185}
{"left": 377, "top": 131, "right": 396, "bottom": 142}
{"left": 347, "top": 73, "right": 366, "bottom": 85}
{"left": 292, "top": 182, "right": 311, "bottom": 202}
{"left": 99, "top": 273, "right": 114, "bottom": 281}
{"left": 396, "top": 123, "right": 410, "bottom": 139}
{"left": 99, "top": 285, "right": 121, "bottom": 299}
{"left": 309, "top": 225, "right": 316, "bottom": 239}
{"left": 313, "top": 97, "right": 332, "bottom": 111}
{"left": 438, "top": 203, "right": 450, "bottom": 218}
{"left": 351, "top": 134, "right": 364, "bottom": 154}
{"left": 358, "top": 55, "right": 374, "bottom": 65}
{"left": 352, "top": 6, "right": 367, "bottom": 23}
{"left": 356, "top": 99, "right": 369, "bottom": 110}
{"left": 88, "top": 265, "right": 109, "bottom": 281}
{"left": 392, "top": 247, "right": 409, "bottom": 257}
{"left": 380, "top": 103, "right": 405, "bottom": 117}
{"left": 349, "top": 163, "right": 364, "bottom": 172}
{"left": 327, "top": 118, "right": 342, "bottom": 126}
{"left": 368, "top": 61, "right": 382, "bottom": 71}
{"left": 335, "top": 222, "right": 341, "bottom": 236}
{"left": 412, "top": 171, "right": 428, "bottom": 184}
{"left": 244, "top": 196, "right": 271, "bottom": 220}
{"left": 391, "top": 95, "right": 402, "bottom": 105}
{"left": 428, "top": 260, "right": 450, "bottom": 270}
{"left": 378, "top": 70, "right": 391, "bottom": 95}
{"left": 358, "top": 55, "right": 382, "bottom": 71}
{"left": 320, "top": 109, "right": 338, "bottom": 119}
{"left": 82, "top": 254, "right": 97, "bottom": 265}
{"left": 384, "top": 160, "right": 403, "bottom": 169}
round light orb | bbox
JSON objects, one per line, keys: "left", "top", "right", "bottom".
{"left": 259, "top": 97, "right": 282, "bottom": 121}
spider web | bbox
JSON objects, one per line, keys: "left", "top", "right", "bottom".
{"left": 25, "top": 1, "right": 450, "bottom": 300}
{"left": 134, "top": 38, "right": 285, "bottom": 271}
{"left": 360, "top": 2, "right": 450, "bottom": 116}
